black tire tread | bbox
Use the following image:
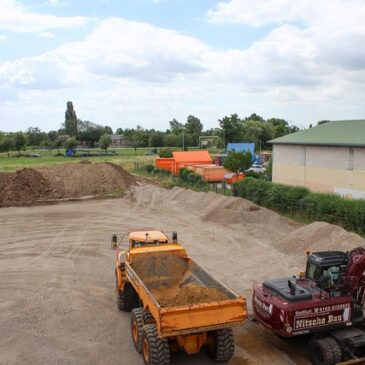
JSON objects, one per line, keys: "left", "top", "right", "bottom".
{"left": 141, "top": 324, "right": 170, "bottom": 365}
{"left": 310, "top": 337, "right": 342, "bottom": 365}
{"left": 143, "top": 310, "right": 155, "bottom": 324}
{"left": 210, "top": 328, "right": 235, "bottom": 363}
{"left": 131, "top": 307, "right": 145, "bottom": 353}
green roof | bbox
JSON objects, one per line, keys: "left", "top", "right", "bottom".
{"left": 269, "top": 120, "right": 365, "bottom": 147}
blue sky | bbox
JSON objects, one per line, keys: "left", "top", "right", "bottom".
{"left": 0, "top": 0, "right": 364, "bottom": 132}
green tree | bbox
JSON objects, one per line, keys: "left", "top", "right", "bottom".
{"left": 78, "top": 121, "right": 104, "bottom": 147}
{"left": 103, "top": 125, "right": 113, "bottom": 135}
{"left": 244, "top": 113, "right": 265, "bottom": 122}
{"left": 185, "top": 115, "right": 203, "bottom": 135}
{"left": 223, "top": 150, "right": 252, "bottom": 174}
{"left": 0, "top": 137, "right": 15, "bottom": 157}
{"left": 53, "top": 135, "right": 67, "bottom": 155}
{"left": 169, "top": 119, "right": 183, "bottom": 134}
{"left": 218, "top": 113, "right": 243, "bottom": 144}
{"left": 64, "top": 137, "right": 77, "bottom": 150}
{"left": 64, "top": 101, "right": 78, "bottom": 137}
{"left": 149, "top": 131, "right": 165, "bottom": 147}
{"left": 164, "top": 133, "right": 180, "bottom": 147}
{"left": 99, "top": 133, "right": 112, "bottom": 153}
{"left": 14, "top": 132, "right": 26, "bottom": 155}
{"left": 26, "top": 127, "right": 43, "bottom": 147}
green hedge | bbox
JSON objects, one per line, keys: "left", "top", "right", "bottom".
{"left": 233, "top": 177, "right": 365, "bottom": 235}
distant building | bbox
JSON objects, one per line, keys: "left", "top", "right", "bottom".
{"left": 111, "top": 134, "right": 129, "bottom": 147}
{"left": 269, "top": 120, "right": 365, "bottom": 199}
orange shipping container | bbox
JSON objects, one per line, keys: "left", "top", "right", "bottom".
{"left": 172, "top": 151, "right": 213, "bottom": 174}
{"left": 155, "top": 158, "right": 175, "bottom": 172}
{"left": 195, "top": 166, "right": 227, "bottom": 182}
{"left": 224, "top": 172, "right": 245, "bottom": 185}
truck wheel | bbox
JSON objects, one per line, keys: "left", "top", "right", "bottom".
{"left": 116, "top": 278, "right": 126, "bottom": 311}
{"left": 143, "top": 310, "right": 155, "bottom": 325}
{"left": 207, "top": 328, "right": 235, "bottom": 363}
{"left": 141, "top": 324, "right": 170, "bottom": 365}
{"left": 131, "top": 308, "right": 145, "bottom": 353}
{"left": 124, "top": 283, "right": 140, "bottom": 312}
{"left": 310, "top": 337, "right": 342, "bottom": 365}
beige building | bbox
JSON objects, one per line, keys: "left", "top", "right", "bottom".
{"left": 270, "top": 120, "right": 365, "bottom": 199}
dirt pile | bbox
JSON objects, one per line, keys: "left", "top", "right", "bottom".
{"left": 0, "top": 168, "right": 52, "bottom": 206}
{"left": 0, "top": 162, "right": 137, "bottom": 207}
{"left": 153, "top": 282, "right": 229, "bottom": 307}
{"left": 276, "top": 221, "right": 365, "bottom": 254}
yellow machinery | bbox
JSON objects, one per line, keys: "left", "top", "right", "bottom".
{"left": 112, "top": 229, "right": 247, "bottom": 365}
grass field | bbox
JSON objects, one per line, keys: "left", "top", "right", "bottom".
{"left": 0, "top": 148, "right": 156, "bottom": 172}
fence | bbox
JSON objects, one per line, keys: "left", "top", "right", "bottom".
{"left": 134, "top": 161, "right": 230, "bottom": 196}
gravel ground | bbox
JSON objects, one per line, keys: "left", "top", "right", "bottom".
{"left": 3, "top": 183, "right": 361, "bottom": 365}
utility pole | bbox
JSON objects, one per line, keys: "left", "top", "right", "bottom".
{"left": 182, "top": 128, "right": 185, "bottom": 151}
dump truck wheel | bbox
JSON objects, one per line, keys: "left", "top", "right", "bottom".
{"left": 141, "top": 324, "right": 170, "bottom": 365}
{"left": 116, "top": 277, "right": 126, "bottom": 311}
{"left": 124, "top": 283, "right": 140, "bottom": 312}
{"left": 131, "top": 308, "right": 145, "bottom": 353}
{"left": 310, "top": 337, "right": 342, "bottom": 365}
{"left": 143, "top": 310, "right": 155, "bottom": 325}
{"left": 207, "top": 328, "right": 234, "bottom": 363}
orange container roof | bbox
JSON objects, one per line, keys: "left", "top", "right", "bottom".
{"left": 172, "top": 150, "right": 211, "bottom": 163}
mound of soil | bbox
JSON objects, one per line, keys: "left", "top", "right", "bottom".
{"left": 0, "top": 168, "right": 52, "bottom": 206}
{"left": 0, "top": 162, "right": 137, "bottom": 207}
{"left": 153, "top": 282, "right": 229, "bottom": 307}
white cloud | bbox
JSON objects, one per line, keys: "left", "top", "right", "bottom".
{"left": 0, "top": 0, "right": 88, "bottom": 33}
{"left": 0, "top": 34, "right": 7, "bottom": 41}
{"left": 206, "top": 0, "right": 365, "bottom": 28}
{"left": 44, "top": 0, "right": 66, "bottom": 6}
{"left": 37, "top": 31, "right": 56, "bottom": 38}
{"left": 0, "top": 14, "right": 364, "bottom": 131}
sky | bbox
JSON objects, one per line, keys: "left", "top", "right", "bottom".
{"left": 0, "top": 0, "right": 365, "bottom": 132}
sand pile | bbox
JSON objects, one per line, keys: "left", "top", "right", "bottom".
{"left": 0, "top": 162, "right": 137, "bottom": 207}
{"left": 276, "top": 221, "right": 365, "bottom": 255}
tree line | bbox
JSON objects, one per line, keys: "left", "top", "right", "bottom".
{"left": 0, "top": 101, "right": 301, "bottom": 156}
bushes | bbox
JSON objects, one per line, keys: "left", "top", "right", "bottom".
{"left": 233, "top": 177, "right": 365, "bottom": 235}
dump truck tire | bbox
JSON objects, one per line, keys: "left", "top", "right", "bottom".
{"left": 124, "top": 283, "right": 140, "bottom": 311}
{"left": 131, "top": 308, "right": 145, "bottom": 353}
{"left": 141, "top": 324, "right": 170, "bottom": 365}
{"left": 143, "top": 310, "right": 155, "bottom": 325}
{"left": 208, "top": 328, "right": 235, "bottom": 363}
{"left": 310, "top": 337, "right": 342, "bottom": 365}
{"left": 116, "top": 277, "right": 126, "bottom": 311}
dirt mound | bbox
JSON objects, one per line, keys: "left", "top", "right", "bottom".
{"left": 0, "top": 168, "right": 52, "bottom": 206}
{"left": 0, "top": 162, "right": 137, "bottom": 207}
{"left": 153, "top": 282, "right": 229, "bottom": 307}
{"left": 276, "top": 221, "right": 365, "bottom": 254}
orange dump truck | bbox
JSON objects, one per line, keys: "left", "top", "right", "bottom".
{"left": 111, "top": 229, "right": 247, "bottom": 365}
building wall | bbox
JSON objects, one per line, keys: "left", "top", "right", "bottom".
{"left": 272, "top": 144, "right": 365, "bottom": 198}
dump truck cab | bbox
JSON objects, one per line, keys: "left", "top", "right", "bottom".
{"left": 126, "top": 230, "right": 187, "bottom": 262}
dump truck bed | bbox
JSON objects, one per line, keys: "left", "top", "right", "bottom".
{"left": 125, "top": 252, "right": 247, "bottom": 337}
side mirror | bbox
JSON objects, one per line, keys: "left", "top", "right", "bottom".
{"left": 172, "top": 231, "right": 178, "bottom": 243}
{"left": 111, "top": 234, "right": 118, "bottom": 249}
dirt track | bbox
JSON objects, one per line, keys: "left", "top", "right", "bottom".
{"left": 1, "top": 184, "right": 364, "bottom": 365}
